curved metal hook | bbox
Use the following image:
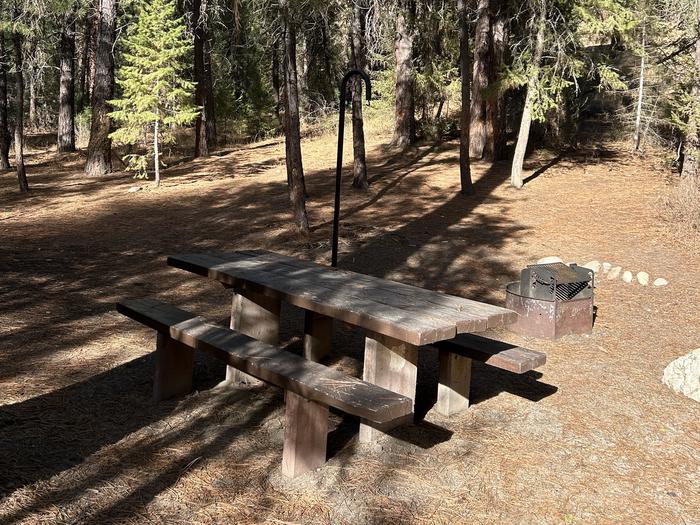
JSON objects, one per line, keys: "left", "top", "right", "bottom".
{"left": 332, "top": 70, "right": 372, "bottom": 267}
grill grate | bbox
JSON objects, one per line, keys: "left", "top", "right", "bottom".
{"left": 520, "top": 262, "right": 593, "bottom": 301}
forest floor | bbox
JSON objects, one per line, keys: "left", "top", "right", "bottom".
{"left": 1, "top": 126, "right": 699, "bottom": 525}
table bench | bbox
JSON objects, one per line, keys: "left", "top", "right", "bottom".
{"left": 117, "top": 298, "right": 412, "bottom": 478}
{"left": 167, "top": 250, "right": 542, "bottom": 441}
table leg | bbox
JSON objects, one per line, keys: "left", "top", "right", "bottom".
{"left": 281, "top": 391, "right": 329, "bottom": 478}
{"left": 358, "top": 332, "right": 417, "bottom": 443}
{"left": 154, "top": 333, "right": 195, "bottom": 401}
{"left": 226, "top": 290, "right": 281, "bottom": 385}
{"left": 435, "top": 350, "right": 472, "bottom": 416}
{"left": 303, "top": 310, "right": 333, "bottom": 362}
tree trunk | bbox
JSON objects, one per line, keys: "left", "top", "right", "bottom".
{"left": 154, "top": 120, "right": 160, "bottom": 187}
{"left": 85, "top": 0, "right": 116, "bottom": 176}
{"left": 12, "top": 23, "right": 28, "bottom": 192}
{"left": 510, "top": 0, "right": 546, "bottom": 189}
{"left": 633, "top": 24, "right": 645, "bottom": 151}
{"left": 27, "top": 37, "right": 37, "bottom": 131}
{"left": 0, "top": 32, "right": 11, "bottom": 169}
{"left": 392, "top": 0, "right": 415, "bottom": 148}
{"left": 193, "top": 0, "right": 216, "bottom": 157}
{"left": 350, "top": 1, "right": 368, "bottom": 190}
{"left": 458, "top": 0, "right": 474, "bottom": 195}
{"left": 271, "top": 39, "right": 282, "bottom": 125}
{"left": 485, "top": 7, "right": 507, "bottom": 161}
{"left": 281, "top": 0, "right": 309, "bottom": 234}
{"left": 470, "top": 0, "right": 490, "bottom": 159}
{"left": 58, "top": 6, "right": 77, "bottom": 153}
{"left": 77, "top": 1, "right": 93, "bottom": 114}
{"left": 682, "top": 1, "right": 700, "bottom": 179}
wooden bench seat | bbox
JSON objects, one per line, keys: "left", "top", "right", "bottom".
{"left": 117, "top": 298, "right": 412, "bottom": 478}
{"left": 431, "top": 334, "right": 546, "bottom": 416}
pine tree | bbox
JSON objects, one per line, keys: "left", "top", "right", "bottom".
{"left": 108, "top": 0, "right": 199, "bottom": 186}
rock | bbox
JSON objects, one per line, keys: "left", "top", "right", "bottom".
{"left": 622, "top": 271, "right": 633, "bottom": 283}
{"left": 602, "top": 262, "right": 612, "bottom": 273}
{"left": 537, "top": 256, "right": 563, "bottom": 264}
{"left": 654, "top": 278, "right": 668, "bottom": 287}
{"left": 662, "top": 349, "right": 700, "bottom": 402}
{"left": 582, "top": 260, "right": 601, "bottom": 273}
{"left": 607, "top": 266, "right": 622, "bottom": 280}
{"left": 128, "top": 186, "right": 142, "bottom": 193}
{"left": 637, "top": 272, "right": 650, "bottom": 286}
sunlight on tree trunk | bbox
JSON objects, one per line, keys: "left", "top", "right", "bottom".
{"left": 12, "top": 21, "right": 28, "bottom": 192}
{"left": 350, "top": 1, "right": 369, "bottom": 190}
{"left": 458, "top": 0, "right": 474, "bottom": 195}
{"left": 470, "top": 0, "right": 490, "bottom": 159}
{"left": 392, "top": 0, "right": 415, "bottom": 148}
{"left": 511, "top": 0, "right": 546, "bottom": 189}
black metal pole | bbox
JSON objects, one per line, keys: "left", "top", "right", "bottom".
{"left": 332, "top": 69, "right": 371, "bottom": 267}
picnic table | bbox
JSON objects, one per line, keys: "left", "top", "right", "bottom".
{"left": 167, "top": 250, "right": 520, "bottom": 441}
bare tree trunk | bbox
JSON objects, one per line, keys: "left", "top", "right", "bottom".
{"left": 458, "top": 0, "right": 474, "bottom": 195}
{"left": 485, "top": 6, "right": 507, "bottom": 161}
{"left": 633, "top": 24, "right": 646, "bottom": 151}
{"left": 392, "top": 0, "right": 415, "bottom": 148}
{"left": 85, "top": 0, "right": 116, "bottom": 176}
{"left": 271, "top": 39, "right": 281, "bottom": 125}
{"left": 470, "top": 0, "right": 490, "bottom": 159}
{"left": 58, "top": 5, "right": 77, "bottom": 153}
{"left": 77, "top": 1, "right": 93, "bottom": 114}
{"left": 281, "top": 0, "right": 309, "bottom": 233}
{"left": 510, "top": 0, "right": 546, "bottom": 189}
{"left": 12, "top": 21, "right": 27, "bottom": 192}
{"left": 193, "top": 0, "right": 216, "bottom": 157}
{"left": 154, "top": 120, "right": 160, "bottom": 187}
{"left": 0, "top": 31, "right": 11, "bottom": 169}
{"left": 27, "top": 37, "right": 37, "bottom": 131}
{"left": 682, "top": 0, "right": 700, "bottom": 179}
{"left": 350, "top": 0, "right": 368, "bottom": 190}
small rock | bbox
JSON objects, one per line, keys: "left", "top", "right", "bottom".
{"left": 607, "top": 266, "right": 622, "bottom": 280}
{"left": 654, "top": 278, "right": 668, "bottom": 287}
{"left": 637, "top": 272, "right": 650, "bottom": 286}
{"left": 128, "top": 186, "right": 142, "bottom": 193}
{"left": 622, "top": 271, "right": 633, "bottom": 283}
{"left": 602, "top": 262, "right": 612, "bottom": 272}
{"left": 662, "top": 349, "right": 700, "bottom": 402}
{"left": 537, "top": 256, "right": 563, "bottom": 264}
{"left": 582, "top": 260, "right": 601, "bottom": 273}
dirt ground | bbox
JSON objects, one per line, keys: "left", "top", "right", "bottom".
{"left": 1, "top": 127, "right": 699, "bottom": 525}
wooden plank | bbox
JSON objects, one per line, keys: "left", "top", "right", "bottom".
{"left": 117, "top": 299, "right": 413, "bottom": 423}
{"left": 168, "top": 252, "right": 517, "bottom": 340}
{"left": 169, "top": 253, "right": 457, "bottom": 345}
{"left": 281, "top": 391, "right": 329, "bottom": 478}
{"left": 303, "top": 310, "right": 333, "bottom": 362}
{"left": 433, "top": 333, "right": 546, "bottom": 374}
{"left": 358, "top": 332, "right": 418, "bottom": 443}
{"left": 154, "top": 333, "right": 195, "bottom": 401}
{"left": 226, "top": 291, "right": 281, "bottom": 386}
{"left": 435, "top": 351, "right": 471, "bottom": 416}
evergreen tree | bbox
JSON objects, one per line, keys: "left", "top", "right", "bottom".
{"left": 108, "top": 0, "right": 199, "bottom": 186}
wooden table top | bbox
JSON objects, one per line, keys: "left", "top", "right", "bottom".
{"left": 168, "top": 250, "right": 517, "bottom": 346}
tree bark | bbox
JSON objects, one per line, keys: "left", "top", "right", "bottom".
{"left": 682, "top": 0, "right": 700, "bottom": 179}
{"left": 485, "top": 6, "right": 507, "bottom": 161}
{"left": 154, "top": 120, "right": 160, "bottom": 187}
{"left": 27, "top": 37, "right": 37, "bottom": 131}
{"left": 392, "top": 0, "right": 415, "bottom": 148}
{"left": 193, "top": 0, "right": 216, "bottom": 157}
{"left": 77, "top": 1, "right": 94, "bottom": 114}
{"left": 272, "top": 38, "right": 282, "bottom": 125}
{"left": 510, "top": 0, "right": 546, "bottom": 189}
{"left": 458, "top": 0, "right": 474, "bottom": 195}
{"left": 281, "top": 0, "right": 309, "bottom": 234}
{"left": 0, "top": 32, "right": 11, "bottom": 169}
{"left": 58, "top": 5, "right": 77, "bottom": 153}
{"left": 350, "top": 1, "right": 368, "bottom": 190}
{"left": 633, "top": 24, "right": 645, "bottom": 151}
{"left": 85, "top": 0, "right": 116, "bottom": 176}
{"left": 12, "top": 21, "right": 28, "bottom": 192}
{"left": 470, "top": 0, "right": 490, "bottom": 159}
